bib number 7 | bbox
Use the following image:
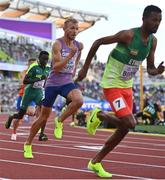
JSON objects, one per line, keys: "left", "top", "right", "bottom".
{"left": 112, "top": 97, "right": 126, "bottom": 111}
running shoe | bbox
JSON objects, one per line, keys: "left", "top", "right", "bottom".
{"left": 38, "top": 128, "right": 41, "bottom": 133}
{"left": 70, "top": 121, "right": 75, "bottom": 126}
{"left": 23, "top": 115, "right": 30, "bottom": 123}
{"left": 11, "top": 133, "right": 17, "bottom": 141}
{"left": 5, "top": 115, "right": 13, "bottom": 129}
{"left": 87, "top": 108, "right": 101, "bottom": 135}
{"left": 54, "top": 117, "right": 63, "bottom": 139}
{"left": 24, "top": 144, "right": 33, "bottom": 159}
{"left": 38, "top": 133, "right": 48, "bottom": 141}
{"left": 88, "top": 160, "right": 112, "bottom": 178}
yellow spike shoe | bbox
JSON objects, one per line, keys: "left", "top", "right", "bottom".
{"left": 54, "top": 117, "right": 63, "bottom": 139}
{"left": 87, "top": 108, "right": 101, "bottom": 135}
{"left": 88, "top": 160, "right": 112, "bottom": 178}
{"left": 24, "top": 144, "right": 33, "bottom": 159}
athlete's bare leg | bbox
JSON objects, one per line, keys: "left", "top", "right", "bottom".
{"left": 59, "top": 89, "right": 83, "bottom": 122}
{"left": 91, "top": 112, "right": 136, "bottom": 163}
{"left": 25, "top": 106, "right": 52, "bottom": 145}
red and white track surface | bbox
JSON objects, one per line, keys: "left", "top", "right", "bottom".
{"left": 0, "top": 114, "right": 165, "bottom": 179}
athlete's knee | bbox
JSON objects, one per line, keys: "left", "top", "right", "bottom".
{"left": 77, "top": 98, "right": 83, "bottom": 107}
{"left": 27, "top": 107, "right": 35, "bottom": 116}
{"left": 73, "top": 97, "right": 83, "bottom": 108}
{"left": 121, "top": 115, "right": 137, "bottom": 129}
{"left": 13, "top": 109, "right": 26, "bottom": 119}
{"left": 130, "top": 120, "right": 137, "bottom": 129}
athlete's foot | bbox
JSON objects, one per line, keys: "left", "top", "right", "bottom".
{"left": 54, "top": 117, "right": 63, "bottom": 139}
{"left": 5, "top": 115, "right": 13, "bottom": 129}
{"left": 23, "top": 115, "right": 30, "bottom": 123}
{"left": 87, "top": 108, "right": 101, "bottom": 135}
{"left": 11, "top": 133, "right": 17, "bottom": 141}
{"left": 70, "top": 121, "right": 75, "bottom": 126}
{"left": 38, "top": 128, "right": 41, "bottom": 134}
{"left": 24, "top": 144, "right": 33, "bottom": 159}
{"left": 38, "top": 133, "right": 48, "bottom": 141}
{"left": 88, "top": 160, "right": 112, "bottom": 178}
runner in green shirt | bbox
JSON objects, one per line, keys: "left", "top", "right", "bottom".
{"left": 77, "top": 5, "right": 164, "bottom": 178}
{"left": 5, "top": 51, "right": 50, "bottom": 141}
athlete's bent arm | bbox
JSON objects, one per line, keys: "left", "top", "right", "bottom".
{"left": 146, "top": 36, "right": 165, "bottom": 75}
{"left": 52, "top": 40, "right": 77, "bottom": 72}
{"left": 23, "top": 74, "right": 46, "bottom": 84}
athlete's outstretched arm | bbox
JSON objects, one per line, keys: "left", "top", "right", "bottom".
{"left": 77, "top": 30, "right": 133, "bottom": 81}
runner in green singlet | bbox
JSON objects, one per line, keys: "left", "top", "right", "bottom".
{"left": 5, "top": 51, "right": 50, "bottom": 141}
{"left": 77, "top": 5, "right": 164, "bottom": 178}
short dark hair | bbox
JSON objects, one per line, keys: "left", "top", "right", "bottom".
{"left": 143, "top": 5, "right": 162, "bottom": 18}
{"left": 39, "top": 51, "right": 49, "bottom": 58}
{"left": 64, "top": 18, "right": 78, "bottom": 28}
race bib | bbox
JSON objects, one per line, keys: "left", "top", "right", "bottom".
{"left": 33, "top": 80, "right": 45, "bottom": 88}
{"left": 112, "top": 97, "right": 126, "bottom": 111}
{"left": 120, "top": 64, "right": 139, "bottom": 81}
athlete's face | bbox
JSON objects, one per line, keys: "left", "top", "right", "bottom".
{"left": 39, "top": 54, "right": 49, "bottom": 67}
{"left": 143, "top": 12, "right": 162, "bottom": 34}
{"left": 64, "top": 22, "right": 79, "bottom": 40}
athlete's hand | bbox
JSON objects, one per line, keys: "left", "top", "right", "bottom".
{"left": 157, "top": 61, "right": 165, "bottom": 74}
{"left": 40, "top": 75, "right": 47, "bottom": 80}
{"left": 68, "top": 43, "right": 77, "bottom": 59}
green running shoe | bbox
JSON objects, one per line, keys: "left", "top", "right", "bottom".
{"left": 88, "top": 160, "right": 112, "bottom": 178}
{"left": 24, "top": 144, "right": 34, "bottom": 159}
{"left": 87, "top": 108, "right": 101, "bottom": 135}
{"left": 54, "top": 117, "right": 63, "bottom": 139}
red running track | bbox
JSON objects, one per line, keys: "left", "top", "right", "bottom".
{"left": 0, "top": 113, "right": 165, "bottom": 179}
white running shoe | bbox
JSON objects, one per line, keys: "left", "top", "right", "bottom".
{"left": 23, "top": 115, "right": 30, "bottom": 123}
{"left": 11, "top": 133, "right": 17, "bottom": 141}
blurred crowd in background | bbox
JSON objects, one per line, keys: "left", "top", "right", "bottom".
{"left": 0, "top": 35, "right": 164, "bottom": 125}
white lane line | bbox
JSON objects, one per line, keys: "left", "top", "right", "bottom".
{"left": 0, "top": 159, "right": 155, "bottom": 180}
{"left": 0, "top": 147, "right": 165, "bottom": 169}
{"left": 1, "top": 133, "right": 165, "bottom": 152}
{"left": 1, "top": 137, "right": 165, "bottom": 159}
{"left": 0, "top": 120, "right": 165, "bottom": 141}
{"left": 1, "top": 126, "right": 165, "bottom": 147}
{"left": 1, "top": 136, "right": 165, "bottom": 159}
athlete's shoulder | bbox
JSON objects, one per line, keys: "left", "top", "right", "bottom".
{"left": 125, "top": 28, "right": 135, "bottom": 38}
{"left": 52, "top": 38, "right": 62, "bottom": 50}
{"left": 74, "top": 40, "right": 83, "bottom": 51}
{"left": 55, "top": 37, "right": 65, "bottom": 45}
{"left": 117, "top": 28, "right": 134, "bottom": 44}
{"left": 26, "top": 62, "right": 38, "bottom": 74}
{"left": 151, "top": 34, "right": 157, "bottom": 42}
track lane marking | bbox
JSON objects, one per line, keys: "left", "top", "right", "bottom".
{"left": 0, "top": 148, "right": 165, "bottom": 169}
{"left": 0, "top": 159, "right": 156, "bottom": 180}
